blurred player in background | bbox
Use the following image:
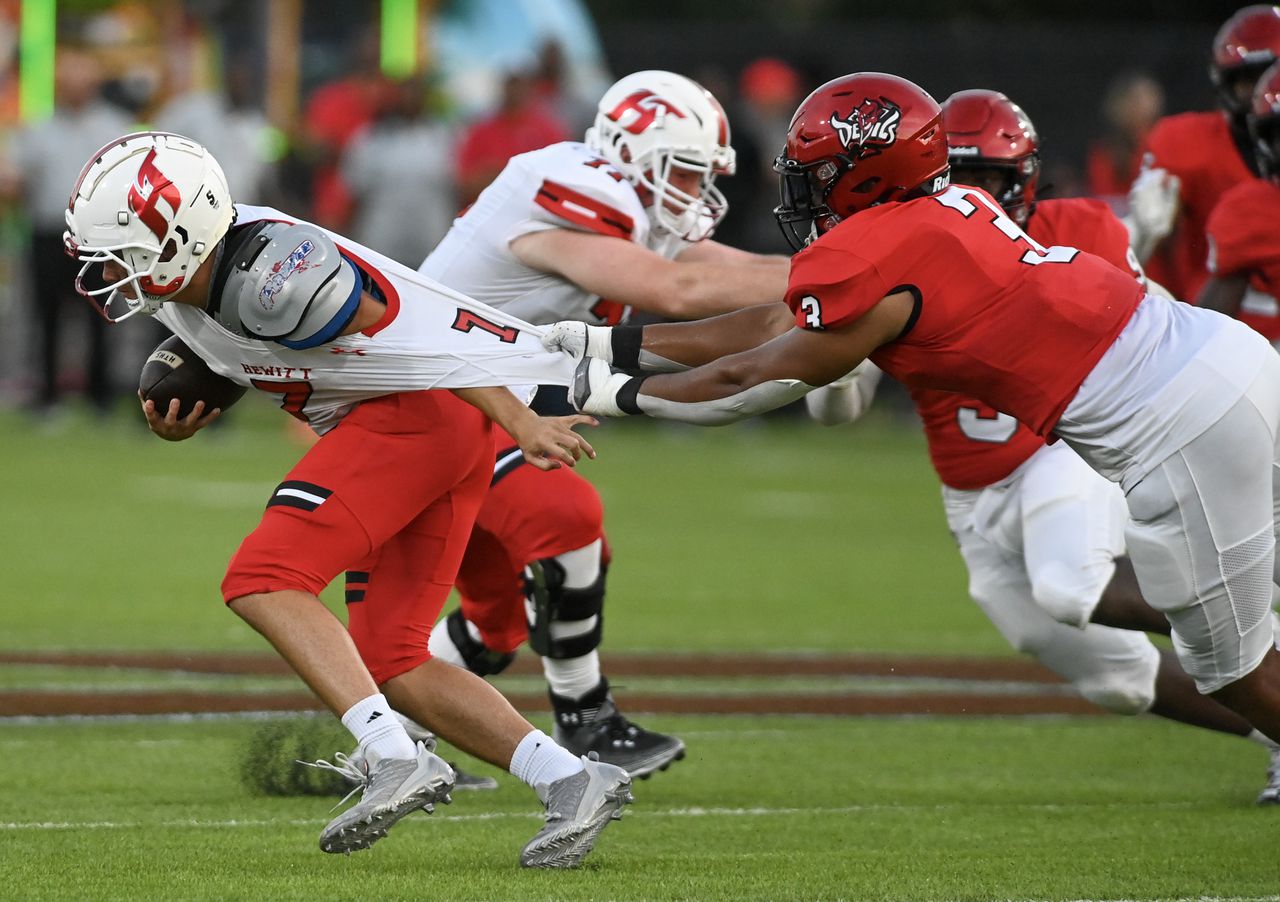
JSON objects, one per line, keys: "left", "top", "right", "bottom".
{"left": 417, "top": 70, "right": 791, "bottom": 778}
{"left": 63, "top": 132, "right": 630, "bottom": 866}
{"left": 1128, "top": 4, "right": 1280, "bottom": 300}
{"left": 1200, "top": 60, "right": 1280, "bottom": 349}
{"left": 557, "top": 72, "right": 1280, "bottom": 749}
{"left": 804, "top": 89, "right": 1280, "bottom": 803}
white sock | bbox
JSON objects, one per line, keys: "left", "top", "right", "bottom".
{"left": 1247, "top": 728, "right": 1280, "bottom": 752}
{"left": 509, "top": 729, "right": 584, "bottom": 792}
{"left": 428, "top": 618, "right": 467, "bottom": 668}
{"left": 341, "top": 693, "right": 417, "bottom": 761}
{"left": 543, "top": 651, "right": 602, "bottom": 700}
{"left": 540, "top": 541, "right": 605, "bottom": 699}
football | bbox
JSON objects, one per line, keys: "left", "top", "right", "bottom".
{"left": 139, "top": 335, "right": 247, "bottom": 419}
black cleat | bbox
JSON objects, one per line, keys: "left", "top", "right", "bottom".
{"left": 550, "top": 679, "right": 686, "bottom": 780}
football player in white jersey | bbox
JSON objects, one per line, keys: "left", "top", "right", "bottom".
{"left": 417, "top": 71, "right": 793, "bottom": 777}
{"left": 64, "top": 132, "right": 631, "bottom": 867}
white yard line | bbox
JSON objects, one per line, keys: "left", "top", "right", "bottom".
{"left": 0, "top": 799, "right": 1206, "bottom": 833}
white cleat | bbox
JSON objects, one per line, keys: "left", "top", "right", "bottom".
{"left": 1258, "top": 746, "right": 1280, "bottom": 806}
{"left": 520, "top": 754, "right": 633, "bottom": 869}
{"left": 312, "top": 741, "right": 455, "bottom": 854}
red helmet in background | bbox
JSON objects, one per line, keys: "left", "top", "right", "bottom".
{"left": 1210, "top": 5, "right": 1280, "bottom": 121}
{"left": 773, "top": 72, "right": 950, "bottom": 251}
{"left": 941, "top": 89, "right": 1041, "bottom": 226}
{"left": 1249, "top": 60, "right": 1280, "bottom": 182}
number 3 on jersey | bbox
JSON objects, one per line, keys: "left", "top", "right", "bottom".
{"left": 956, "top": 404, "right": 1018, "bottom": 444}
{"left": 799, "top": 295, "right": 824, "bottom": 329}
{"left": 936, "top": 186, "right": 1079, "bottom": 266}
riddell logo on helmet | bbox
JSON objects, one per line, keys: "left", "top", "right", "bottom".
{"left": 127, "top": 148, "right": 182, "bottom": 242}
{"left": 606, "top": 90, "right": 686, "bottom": 134}
{"left": 830, "top": 97, "right": 902, "bottom": 157}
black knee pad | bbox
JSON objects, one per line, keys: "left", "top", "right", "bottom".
{"left": 524, "top": 558, "right": 606, "bottom": 659}
{"left": 444, "top": 609, "right": 517, "bottom": 676}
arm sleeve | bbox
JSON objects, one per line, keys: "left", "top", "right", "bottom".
{"left": 804, "top": 361, "right": 884, "bottom": 425}
{"left": 635, "top": 379, "right": 814, "bottom": 425}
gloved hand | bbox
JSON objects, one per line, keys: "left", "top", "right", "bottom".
{"left": 1125, "top": 167, "right": 1181, "bottom": 260}
{"left": 572, "top": 357, "right": 645, "bottom": 417}
{"left": 540, "top": 321, "right": 614, "bottom": 363}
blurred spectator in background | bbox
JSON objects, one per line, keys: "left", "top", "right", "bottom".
{"left": 455, "top": 63, "right": 568, "bottom": 205}
{"left": 1086, "top": 71, "right": 1165, "bottom": 208}
{"left": 532, "top": 38, "right": 596, "bottom": 137}
{"left": 342, "top": 76, "right": 457, "bottom": 266}
{"left": 301, "top": 32, "right": 393, "bottom": 229}
{"left": 716, "top": 57, "right": 802, "bottom": 254}
{"left": 154, "top": 58, "right": 277, "bottom": 205}
{"left": 1, "top": 46, "right": 130, "bottom": 417}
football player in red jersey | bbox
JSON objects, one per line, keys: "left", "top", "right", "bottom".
{"left": 805, "top": 89, "right": 1280, "bottom": 802}
{"left": 551, "top": 72, "right": 1280, "bottom": 746}
{"left": 1130, "top": 4, "right": 1280, "bottom": 301}
{"left": 1200, "top": 60, "right": 1280, "bottom": 347}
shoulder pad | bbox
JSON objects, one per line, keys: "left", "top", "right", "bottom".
{"left": 226, "top": 222, "right": 362, "bottom": 349}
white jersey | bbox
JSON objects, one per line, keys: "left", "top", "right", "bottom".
{"left": 155, "top": 204, "right": 573, "bottom": 435}
{"left": 418, "top": 142, "right": 690, "bottom": 326}
{"left": 1057, "top": 293, "right": 1275, "bottom": 492}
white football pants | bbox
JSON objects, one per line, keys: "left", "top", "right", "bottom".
{"left": 943, "top": 442, "right": 1160, "bottom": 714}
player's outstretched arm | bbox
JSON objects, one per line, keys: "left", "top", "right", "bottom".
{"left": 510, "top": 229, "right": 789, "bottom": 320}
{"left": 1196, "top": 273, "right": 1249, "bottom": 317}
{"left": 451, "top": 386, "right": 597, "bottom": 470}
{"left": 543, "top": 304, "right": 795, "bottom": 372}
{"left": 575, "top": 292, "right": 913, "bottom": 425}
{"left": 138, "top": 394, "right": 222, "bottom": 441}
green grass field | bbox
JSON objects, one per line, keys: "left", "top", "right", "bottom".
{"left": 2, "top": 403, "right": 1277, "bottom": 901}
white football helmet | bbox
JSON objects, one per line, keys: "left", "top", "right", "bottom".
{"left": 585, "top": 70, "right": 736, "bottom": 241}
{"left": 64, "top": 132, "right": 233, "bottom": 322}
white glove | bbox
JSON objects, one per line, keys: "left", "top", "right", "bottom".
{"left": 572, "top": 357, "right": 644, "bottom": 417}
{"left": 540, "top": 321, "right": 613, "bottom": 363}
{"left": 1124, "top": 167, "right": 1181, "bottom": 262}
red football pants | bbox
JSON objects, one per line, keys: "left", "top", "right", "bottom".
{"left": 222, "top": 390, "right": 493, "bottom": 683}
{"left": 454, "top": 428, "right": 609, "bottom": 655}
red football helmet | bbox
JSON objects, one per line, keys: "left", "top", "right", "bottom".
{"left": 1210, "top": 5, "right": 1280, "bottom": 120}
{"left": 1250, "top": 60, "right": 1280, "bottom": 182}
{"left": 773, "top": 72, "right": 950, "bottom": 251}
{"left": 940, "top": 90, "right": 1041, "bottom": 226}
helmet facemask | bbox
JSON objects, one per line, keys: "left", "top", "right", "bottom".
{"left": 1252, "top": 113, "right": 1280, "bottom": 182}
{"left": 949, "top": 155, "right": 1040, "bottom": 226}
{"left": 1213, "top": 60, "right": 1276, "bottom": 126}
{"left": 626, "top": 144, "right": 729, "bottom": 241}
{"left": 773, "top": 153, "right": 850, "bottom": 252}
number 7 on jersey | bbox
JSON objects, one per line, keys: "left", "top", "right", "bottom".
{"left": 451, "top": 309, "right": 521, "bottom": 344}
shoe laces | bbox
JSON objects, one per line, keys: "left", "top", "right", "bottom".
{"left": 298, "top": 751, "right": 369, "bottom": 811}
{"left": 594, "top": 712, "right": 641, "bottom": 746}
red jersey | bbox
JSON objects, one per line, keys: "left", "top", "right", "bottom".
{"left": 1139, "top": 111, "right": 1253, "bottom": 301}
{"left": 907, "top": 197, "right": 1144, "bottom": 489}
{"left": 787, "top": 186, "right": 1144, "bottom": 449}
{"left": 1205, "top": 178, "right": 1280, "bottom": 342}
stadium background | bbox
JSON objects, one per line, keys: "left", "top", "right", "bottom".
{"left": 1, "top": 2, "right": 1277, "bottom": 900}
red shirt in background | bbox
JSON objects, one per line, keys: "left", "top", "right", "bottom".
{"left": 1138, "top": 111, "right": 1253, "bottom": 301}
{"left": 1206, "top": 177, "right": 1280, "bottom": 342}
